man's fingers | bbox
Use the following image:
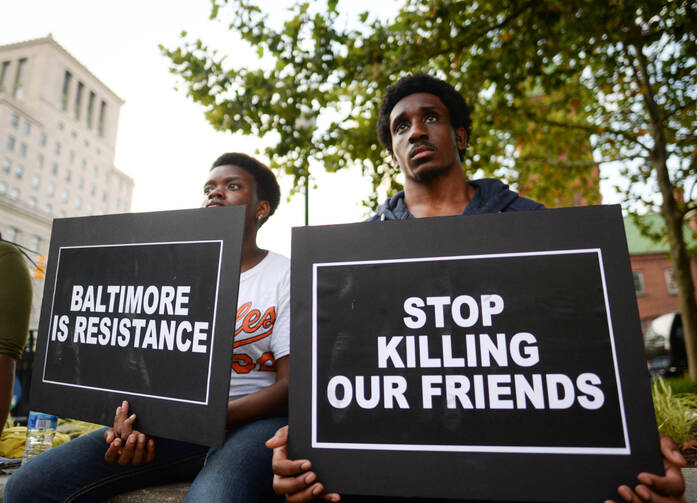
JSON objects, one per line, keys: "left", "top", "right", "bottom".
{"left": 638, "top": 465, "right": 686, "bottom": 497}
{"left": 615, "top": 485, "right": 643, "bottom": 503}
{"left": 273, "top": 470, "right": 316, "bottom": 495}
{"left": 144, "top": 438, "right": 156, "bottom": 464}
{"left": 273, "top": 456, "right": 312, "bottom": 477}
{"left": 266, "top": 425, "right": 289, "bottom": 449}
{"left": 659, "top": 435, "right": 687, "bottom": 467}
{"left": 104, "top": 437, "right": 121, "bottom": 463}
{"left": 117, "top": 433, "right": 137, "bottom": 466}
{"left": 104, "top": 428, "right": 115, "bottom": 444}
{"left": 130, "top": 433, "right": 147, "bottom": 466}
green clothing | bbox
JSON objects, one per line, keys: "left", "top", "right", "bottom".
{"left": 0, "top": 241, "right": 32, "bottom": 359}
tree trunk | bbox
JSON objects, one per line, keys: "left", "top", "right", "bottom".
{"left": 656, "top": 163, "right": 697, "bottom": 382}
{"left": 632, "top": 35, "right": 697, "bottom": 382}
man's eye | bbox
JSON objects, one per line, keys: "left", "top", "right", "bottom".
{"left": 227, "top": 183, "right": 239, "bottom": 190}
{"left": 425, "top": 114, "right": 438, "bottom": 123}
{"left": 394, "top": 122, "right": 408, "bottom": 133}
{"left": 203, "top": 186, "right": 212, "bottom": 194}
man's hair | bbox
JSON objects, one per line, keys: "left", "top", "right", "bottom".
{"left": 376, "top": 73, "right": 472, "bottom": 160}
{"left": 210, "top": 152, "right": 281, "bottom": 220}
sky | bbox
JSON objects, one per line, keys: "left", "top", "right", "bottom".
{"left": 0, "top": 0, "right": 621, "bottom": 257}
{"left": 0, "top": 0, "right": 395, "bottom": 255}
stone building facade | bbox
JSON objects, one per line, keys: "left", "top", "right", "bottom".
{"left": 0, "top": 35, "right": 133, "bottom": 329}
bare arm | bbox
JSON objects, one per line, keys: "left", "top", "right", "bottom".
{"left": 227, "top": 355, "right": 289, "bottom": 429}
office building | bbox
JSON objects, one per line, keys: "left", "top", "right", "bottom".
{"left": 0, "top": 35, "right": 133, "bottom": 329}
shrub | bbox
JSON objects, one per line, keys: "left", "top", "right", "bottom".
{"left": 652, "top": 377, "right": 697, "bottom": 445}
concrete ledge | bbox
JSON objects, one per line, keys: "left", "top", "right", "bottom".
{"left": 2, "top": 469, "right": 697, "bottom": 501}
{"left": 104, "top": 482, "right": 190, "bottom": 502}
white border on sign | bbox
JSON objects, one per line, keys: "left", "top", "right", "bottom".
{"left": 42, "top": 240, "right": 224, "bottom": 406}
{"left": 311, "top": 248, "right": 630, "bottom": 455}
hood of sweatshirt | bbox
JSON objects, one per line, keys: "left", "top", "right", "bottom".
{"left": 368, "top": 178, "right": 543, "bottom": 221}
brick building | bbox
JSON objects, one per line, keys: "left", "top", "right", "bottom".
{"left": 624, "top": 214, "right": 697, "bottom": 332}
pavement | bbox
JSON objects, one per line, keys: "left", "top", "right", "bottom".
{"left": 1, "top": 467, "right": 696, "bottom": 501}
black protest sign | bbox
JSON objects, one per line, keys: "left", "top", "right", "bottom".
{"left": 289, "top": 205, "right": 662, "bottom": 502}
{"left": 31, "top": 207, "right": 244, "bottom": 447}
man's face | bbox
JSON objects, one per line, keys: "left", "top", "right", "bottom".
{"left": 389, "top": 92, "right": 467, "bottom": 182}
{"left": 202, "top": 164, "right": 266, "bottom": 228}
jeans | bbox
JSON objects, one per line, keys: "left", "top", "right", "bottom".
{"left": 4, "top": 417, "right": 287, "bottom": 503}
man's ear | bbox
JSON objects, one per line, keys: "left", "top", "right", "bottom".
{"left": 255, "top": 200, "right": 271, "bottom": 223}
{"left": 455, "top": 127, "right": 468, "bottom": 151}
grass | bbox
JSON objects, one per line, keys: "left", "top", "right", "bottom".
{"left": 662, "top": 374, "right": 697, "bottom": 394}
{"left": 652, "top": 377, "right": 697, "bottom": 444}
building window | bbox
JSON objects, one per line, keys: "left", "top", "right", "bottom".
{"left": 19, "top": 142, "right": 26, "bottom": 157}
{"left": 9, "top": 188, "right": 19, "bottom": 200}
{"left": 4, "top": 227, "right": 18, "bottom": 242}
{"left": 40, "top": 132, "right": 47, "bottom": 146}
{"left": 13, "top": 58, "right": 27, "bottom": 99}
{"left": 87, "top": 91, "right": 96, "bottom": 129}
{"left": 14, "top": 165, "right": 23, "bottom": 179}
{"left": 74, "top": 197, "right": 81, "bottom": 210}
{"left": 74, "top": 81, "right": 84, "bottom": 120}
{"left": 69, "top": 150, "right": 75, "bottom": 163}
{"left": 0, "top": 61, "right": 10, "bottom": 92}
{"left": 78, "top": 176, "right": 84, "bottom": 189}
{"left": 7, "top": 135, "right": 15, "bottom": 151}
{"left": 57, "top": 121, "right": 64, "bottom": 130}
{"left": 665, "top": 268, "right": 679, "bottom": 294}
{"left": 22, "top": 121, "right": 30, "bottom": 135}
{"left": 11, "top": 113, "right": 18, "bottom": 127}
{"left": 51, "top": 162, "right": 58, "bottom": 175}
{"left": 44, "top": 202, "right": 52, "bottom": 214}
{"left": 0, "top": 181, "right": 6, "bottom": 194}
{"left": 98, "top": 100, "right": 107, "bottom": 137}
{"left": 61, "top": 190, "right": 68, "bottom": 202}
{"left": 28, "top": 196, "right": 37, "bottom": 209}
{"left": 90, "top": 184, "right": 95, "bottom": 196}
{"left": 81, "top": 158, "right": 86, "bottom": 170}
{"left": 47, "top": 181, "right": 55, "bottom": 196}
{"left": 58, "top": 210, "right": 66, "bottom": 218}
{"left": 86, "top": 202, "right": 93, "bottom": 215}
{"left": 102, "top": 191, "right": 107, "bottom": 202}
{"left": 61, "top": 71, "right": 71, "bottom": 111}
{"left": 65, "top": 169, "right": 71, "bottom": 182}
{"left": 32, "top": 174, "right": 40, "bottom": 188}
{"left": 54, "top": 142, "right": 61, "bottom": 155}
{"left": 28, "top": 235, "right": 40, "bottom": 252}
{"left": 36, "top": 153, "right": 43, "bottom": 169}
{"left": 633, "top": 271, "right": 645, "bottom": 295}
{"left": 1, "top": 158, "right": 9, "bottom": 173}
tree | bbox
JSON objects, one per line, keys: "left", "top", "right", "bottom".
{"left": 163, "top": 0, "right": 697, "bottom": 379}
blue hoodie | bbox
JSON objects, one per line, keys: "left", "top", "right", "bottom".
{"left": 367, "top": 178, "right": 544, "bottom": 221}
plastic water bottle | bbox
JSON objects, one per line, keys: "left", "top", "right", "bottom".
{"left": 21, "top": 412, "right": 58, "bottom": 465}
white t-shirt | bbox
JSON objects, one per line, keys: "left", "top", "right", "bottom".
{"left": 228, "top": 251, "right": 290, "bottom": 402}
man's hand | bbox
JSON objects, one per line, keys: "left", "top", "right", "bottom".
{"left": 606, "top": 435, "right": 686, "bottom": 503}
{"left": 103, "top": 400, "right": 155, "bottom": 466}
{"left": 104, "top": 401, "right": 136, "bottom": 445}
{"left": 266, "top": 425, "right": 340, "bottom": 502}
{"left": 104, "top": 431, "right": 156, "bottom": 466}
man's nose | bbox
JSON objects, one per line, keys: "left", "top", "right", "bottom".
{"left": 408, "top": 122, "right": 428, "bottom": 142}
{"left": 208, "top": 186, "right": 224, "bottom": 199}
